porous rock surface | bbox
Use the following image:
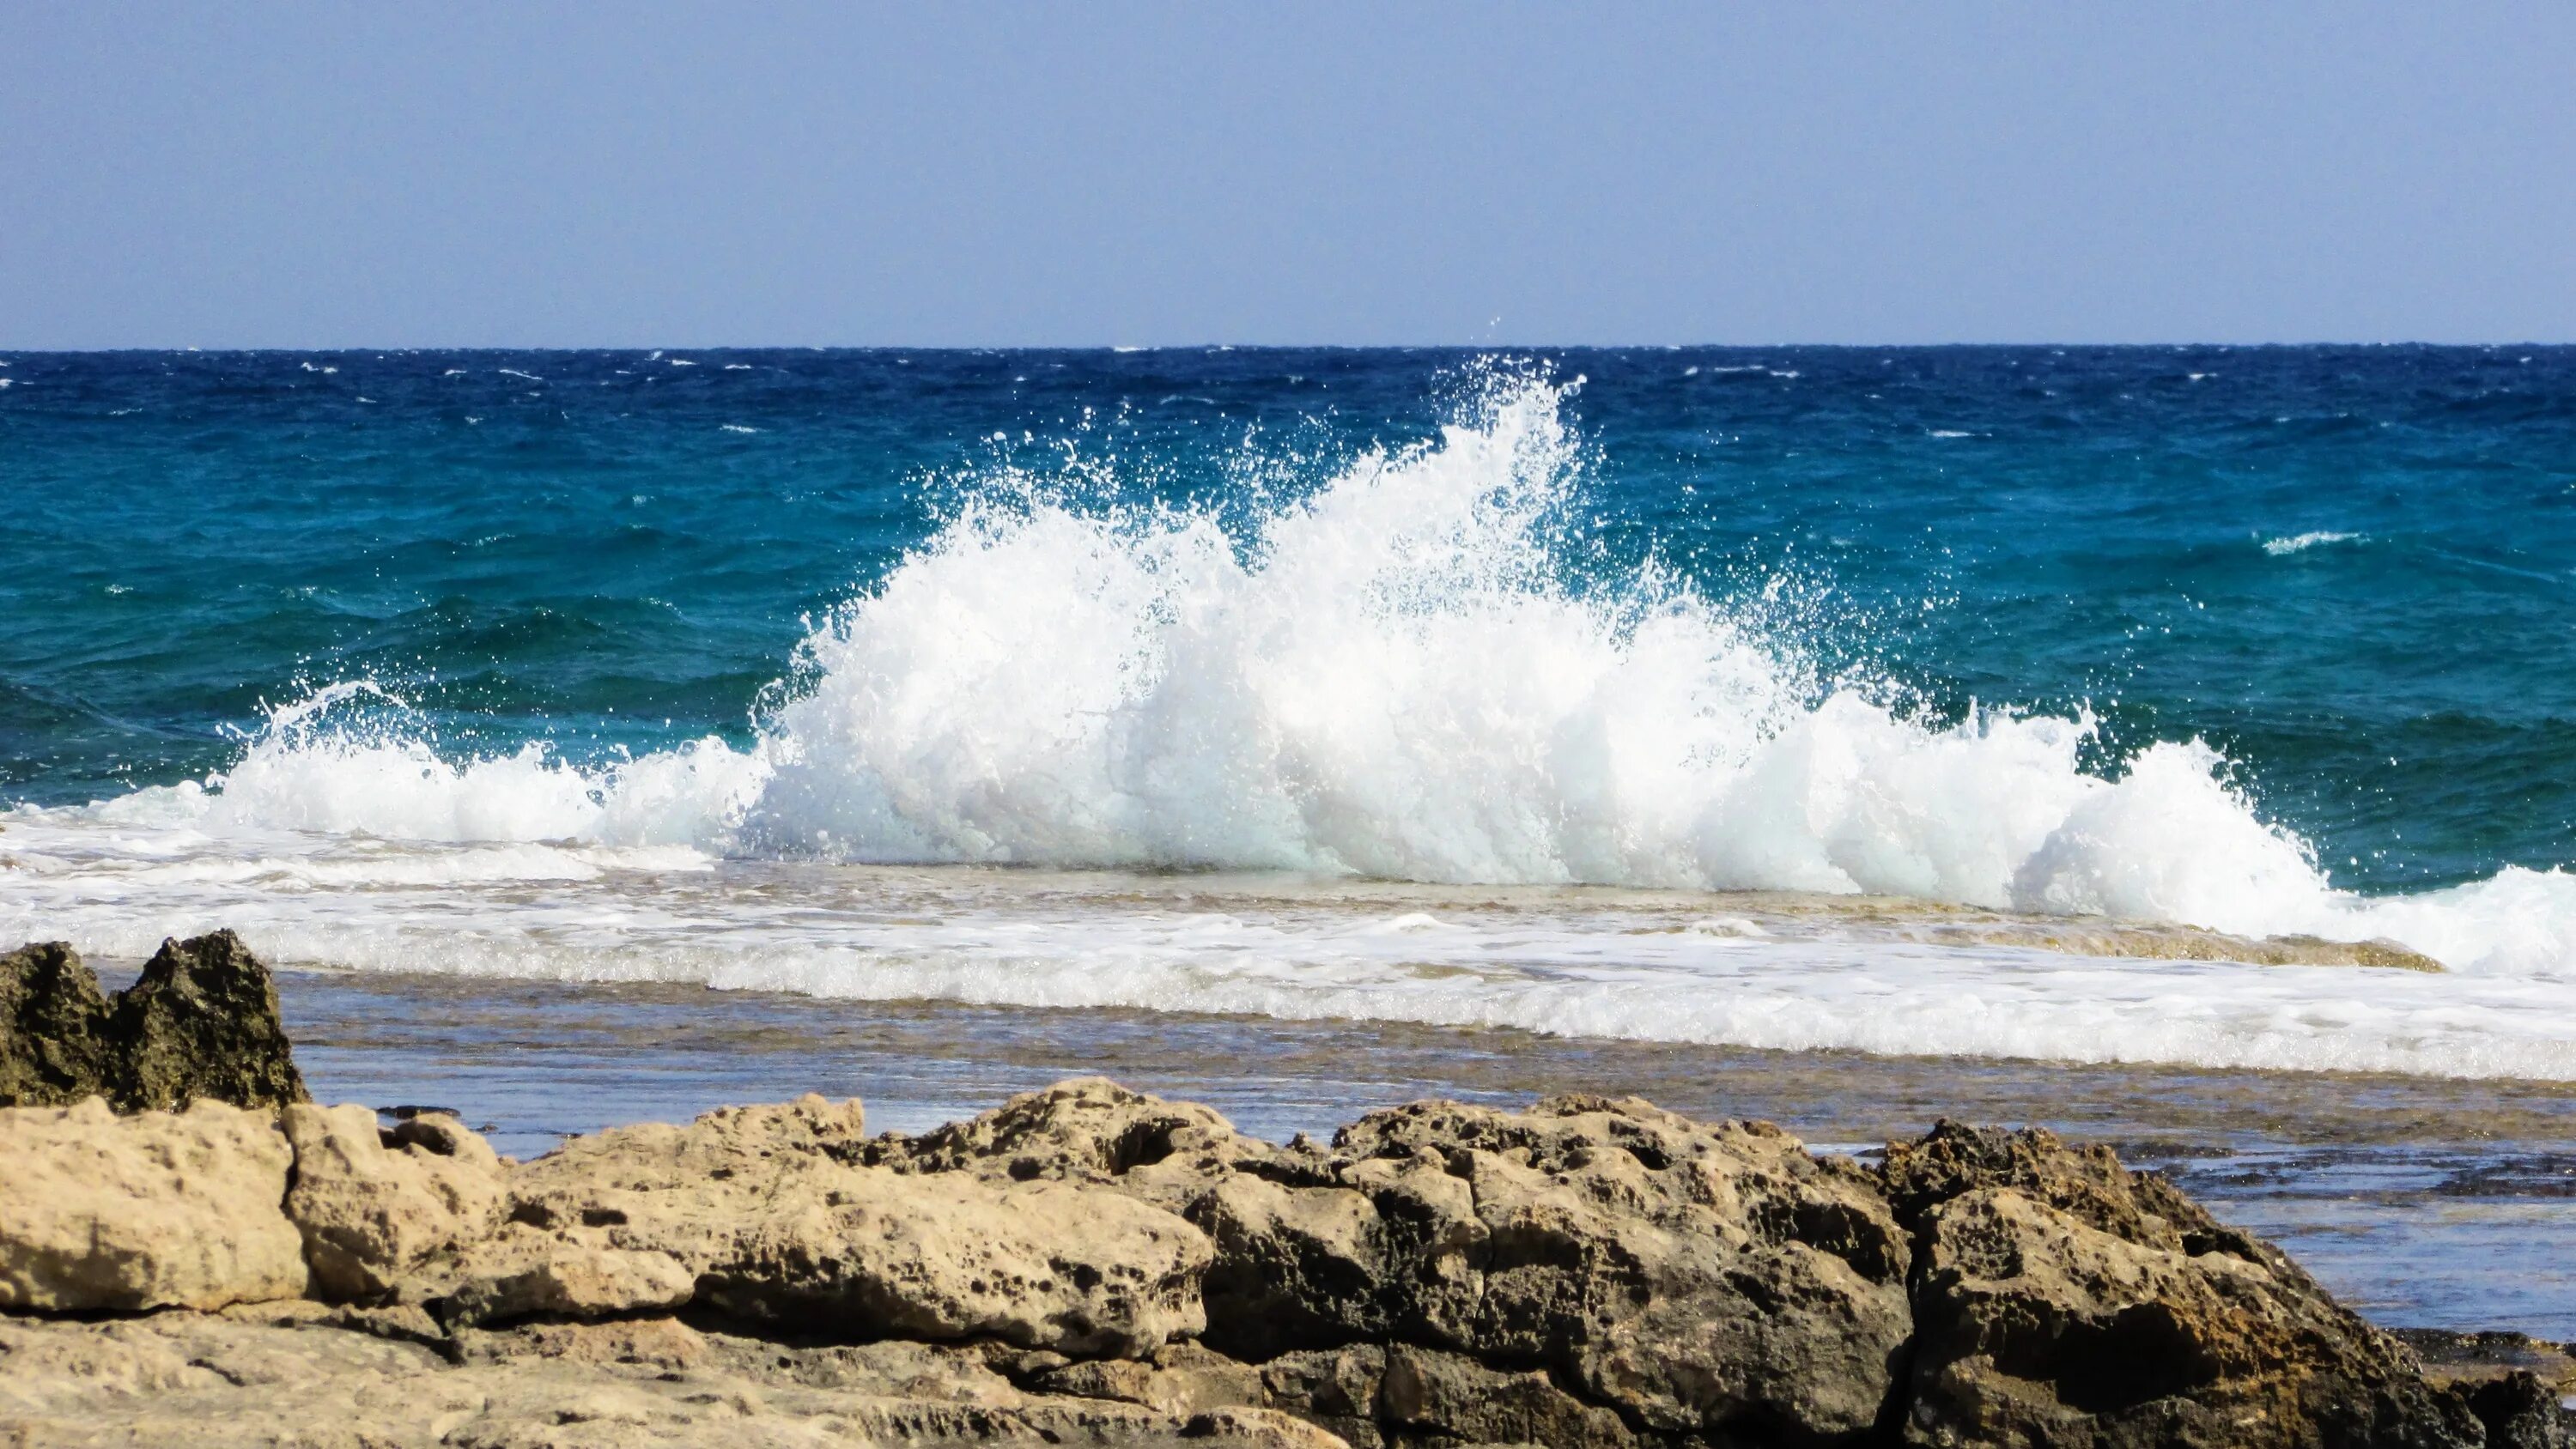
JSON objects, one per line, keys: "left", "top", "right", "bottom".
{"left": 0, "top": 942, "right": 114, "bottom": 1106}
{"left": 282, "top": 1101, "right": 509, "bottom": 1300}
{"left": 1884, "top": 1120, "right": 2503, "bottom": 1449}
{"left": 0, "top": 1096, "right": 307, "bottom": 1313}
{"left": 106, "top": 929, "right": 307, "bottom": 1112}
{"left": 3, "top": 1072, "right": 2571, "bottom": 1448}
{"left": 0, "top": 931, "right": 307, "bottom": 1113}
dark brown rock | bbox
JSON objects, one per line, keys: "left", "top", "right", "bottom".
{"left": 0, "top": 940, "right": 114, "bottom": 1106}
{"left": 1260, "top": 1345, "right": 1388, "bottom": 1449}
{"left": 1886, "top": 1119, "right": 2487, "bottom": 1448}
{"left": 106, "top": 929, "right": 307, "bottom": 1112}
{"left": 2453, "top": 1372, "right": 2576, "bottom": 1449}
{"left": 1241, "top": 1095, "right": 1913, "bottom": 1446}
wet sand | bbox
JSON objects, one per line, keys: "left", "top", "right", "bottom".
{"left": 258, "top": 966, "right": 2576, "bottom": 1341}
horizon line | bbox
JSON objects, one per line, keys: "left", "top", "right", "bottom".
{"left": 6, "top": 339, "right": 2573, "bottom": 355}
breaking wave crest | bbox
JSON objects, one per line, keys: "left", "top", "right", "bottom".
{"left": 68, "top": 373, "right": 2576, "bottom": 974}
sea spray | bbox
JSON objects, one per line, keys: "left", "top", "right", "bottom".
{"left": 49, "top": 369, "right": 2569, "bottom": 971}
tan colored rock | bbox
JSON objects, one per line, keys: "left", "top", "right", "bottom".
{"left": 1886, "top": 1119, "right": 2488, "bottom": 1449}
{"left": 879, "top": 1082, "right": 1917, "bottom": 1443}
{"left": 416, "top": 1092, "right": 1212, "bottom": 1356}
{"left": 281, "top": 1103, "right": 506, "bottom": 1300}
{"left": 4, "top": 1076, "right": 2546, "bottom": 1449}
{"left": 1379, "top": 1344, "right": 1639, "bottom": 1449}
{"left": 441, "top": 1228, "right": 700, "bottom": 1325}
{"left": 0, "top": 1096, "right": 307, "bottom": 1313}
{"left": 0, "top": 1309, "right": 1355, "bottom": 1449}
{"left": 869, "top": 1076, "right": 1273, "bottom": 1208}
{"left": 1030, "top": 1343, "right": 1265, "bottom": 1416}
{"left": 869, "top": 1082, "right": 1917, "bottom": 1443}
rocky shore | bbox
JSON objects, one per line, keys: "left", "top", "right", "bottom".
{"left": 3, "top": 935, "right": 2571, "bottom": 1448}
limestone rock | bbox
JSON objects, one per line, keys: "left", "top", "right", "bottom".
{"left": 441, "top": 1229, "right": 701, "bottom": 1325}
{"left": 1379, "top": 1344, "right": 1641, "bottom": 1449}
{"left": 1258, "top": 1346, "right": 1388, "bottom": 1449}
{"left": 1028, "top": 1343, "right": 1267, "bottom": 1416}
{"left": 2, "top": 1071, "right": 2554, "bottom": 1449}
{"left": 106, "top": 930, "right": 307, "bottom": 1113}
{"left": 869, "top": 1076, "right": 1275, "bottom": 1207}
{"left": 875, "top": 1082, "right": 1914, "bottom": 1444}
{"left": 0, "top": 1308, "right": 1361, "bottom": 1449}
{"left": 1223, "top": 1096, "right": 1912, "bottom": 1444}
{"left": 0, "top": 942, "right": 115, "bottom": 1108}
{"left": 1886, "top": 1119, "right": 2488, "bottom": 1449}
{"left": 422, "top": 1092, "right": 1212, "bottom": 1356}
{"left": 283, "top": 1103, "right": 507, "bottom": 1300}
{"left": 0, "top": 1096, "right": 307, "bottom": 1312}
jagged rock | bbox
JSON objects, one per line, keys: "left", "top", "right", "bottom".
{"left": 888, "top": 1082, "right": 1912, "bottom": 1446}
{"left": 2452, "top": 1373, "right": 2576, "bottom": 1449}
{"left": 869, "top": 1076, "right": 1273, "bottom": 1199}
{"left": 0, "top": 941, "right": 115, "bottom": 1108}
{"left": 418, "top": 1092, "right": 1214, "bottom": 1356}
{"left": 874, "top": 1082, "right": 1919, "bottom": 1441}
{"left": 1314, "top": 1096, "right": 1913, "bottom": 1445}
{"left": 106, "top": 930, "right": 307, "bottom": 1113}
{"left": 2, "top": 1071, "right": 2561, "bottom": 1449}
{"left": 1886, "top": 1119, "right": 2488, "bottom": 1449}
{"left": 282, "top": 1103, "right": 508, "bottom": 1300}
{"left": 0, "top": 1096, "right": 307, "bottom": 1312}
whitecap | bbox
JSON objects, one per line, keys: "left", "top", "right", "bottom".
{"left": 2262, "top": 531, "right": 2360, "bottom": 556}
{"left": 63, "top": 376, "right": 2446, "bottom": 956}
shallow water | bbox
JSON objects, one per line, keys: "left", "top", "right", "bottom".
{"left": 257, "top": 967, "right": 2576, "bottom": 1341}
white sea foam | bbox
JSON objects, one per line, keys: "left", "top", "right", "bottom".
{"left": 49, "top": 373, "right": 2576, "bottom": 969}
{"left": 2263, "top": 530, "right": 2360, "bottom": 556}
{"left": 9, "top": 370, "right": 2576, "bottom": 1076}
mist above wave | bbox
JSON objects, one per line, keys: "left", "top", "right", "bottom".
{"left": 68, "top": 369, "right": 2575, "bottom": 972}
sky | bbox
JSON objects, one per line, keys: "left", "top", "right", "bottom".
{"left": 4, "top": 4, "right": 2572, "bottom": 348}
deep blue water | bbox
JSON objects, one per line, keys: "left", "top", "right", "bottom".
{"left": 3, "top": 345, "right": 2573, "bottom": 893}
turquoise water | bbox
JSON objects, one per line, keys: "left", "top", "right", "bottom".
{"left": 8, "top": 346, "right": 2572, "bottom": 888}
{"left": 6, "top": 347, "right": 2576, "bottom": 1079}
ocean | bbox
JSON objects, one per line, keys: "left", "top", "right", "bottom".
{"left": 8, "top": 345, "right": 2576, "bottom": 1330}
{"left": 9, "top": 344, "right": 2576, "bottom": 1066}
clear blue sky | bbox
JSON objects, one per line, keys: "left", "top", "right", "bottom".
{"left": 6, "top": 3, "right": 2571, "bottom": 348}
